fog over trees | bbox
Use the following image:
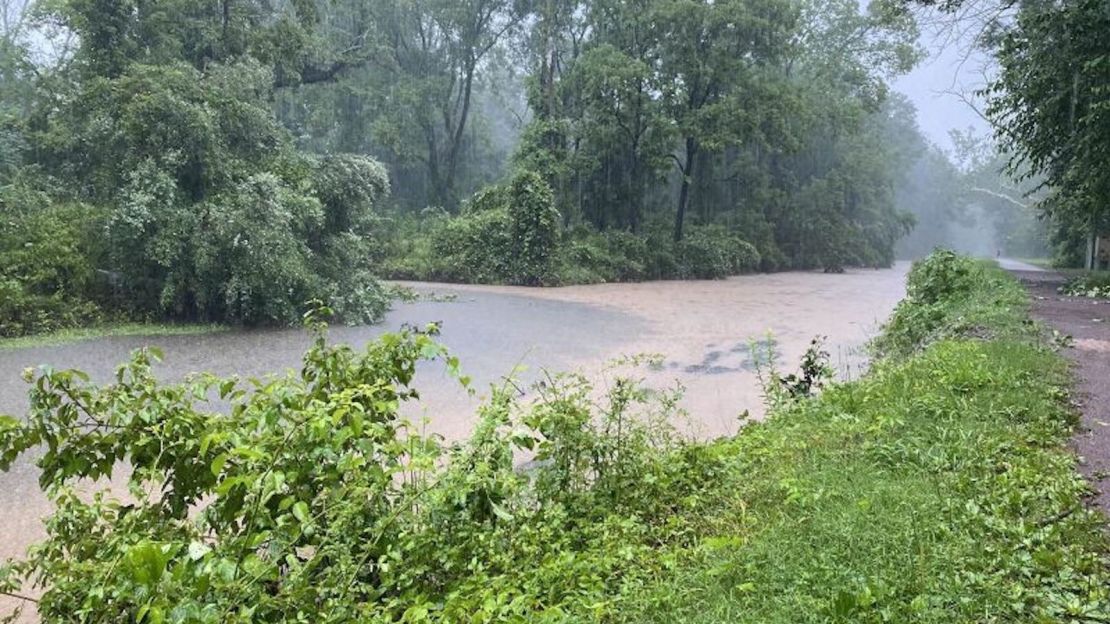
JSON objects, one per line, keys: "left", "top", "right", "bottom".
{"left": 0, "top": 0, "right": 1078, "bottom": 337}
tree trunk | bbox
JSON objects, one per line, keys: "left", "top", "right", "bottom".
{"left": 441, "top": 60, "right": 477, "bottom": 210}
{"left": 674, "top": 136, "right": 698, "bottom": 242}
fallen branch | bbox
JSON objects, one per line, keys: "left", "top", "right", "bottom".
{"left": 0, "top": 590, "right": 38, "bottom": 604}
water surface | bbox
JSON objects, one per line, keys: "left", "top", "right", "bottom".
{"left": 0, "top": 264, "right": 909, "bottom": 589}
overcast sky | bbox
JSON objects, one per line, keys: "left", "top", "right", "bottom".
{"left": 892, "top": 22, "right": 993, "bottom": 154}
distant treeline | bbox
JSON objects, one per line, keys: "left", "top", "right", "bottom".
{"left": 0, "top": 0, "right": 1016, "bottom": 336}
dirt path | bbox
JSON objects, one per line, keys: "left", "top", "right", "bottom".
{"left": 1011, "top": 268, "right": 1110, "bottom": 514}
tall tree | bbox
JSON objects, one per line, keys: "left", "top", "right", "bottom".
{"left": 366, "top": 0, "right": 522, "bottom": 209}
{"left": 652, "top": 0, "right": 795, "bottom": 241}
{"left": 987, "top": 0, "right": 1110, "bottom": 266}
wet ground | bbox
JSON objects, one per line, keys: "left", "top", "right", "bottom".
{"left": 1011, "top": 267, "right": 1110, "bottom": 516}
{"left": 0, "top": 264, "right": 910, "bottom": 618}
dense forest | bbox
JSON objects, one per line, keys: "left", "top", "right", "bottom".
{"left": 0, "top": 0, "right": 1066, "bottom": 337}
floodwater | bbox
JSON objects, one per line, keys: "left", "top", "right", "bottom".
{"left": 0, "top": 264, "right": 908, "bottom": 617}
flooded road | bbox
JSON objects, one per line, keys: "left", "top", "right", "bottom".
{"left": 0, "top": 264, "right": 908, "bottom": 614}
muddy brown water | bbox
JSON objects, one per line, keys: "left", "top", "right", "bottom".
{"left": 0, "top": 264, "right": 908, "bottom": 618}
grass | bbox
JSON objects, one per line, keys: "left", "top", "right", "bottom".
{"left": 595, "top": 257, "right": 1110, "bottom": 622}
{"left": 0, "top": 322, "right": 227, "bottom": 350}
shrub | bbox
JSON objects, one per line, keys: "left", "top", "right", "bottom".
{"left": 191, "top": 173, "right": 323, "bottom": 324}
{"left": 506, "top": 171, "right": 560, "bottom": 285}
{"left": 102, "top": 156, "right": 392, "bottom": 327}
{"left": 462, "top": 183, "right": 509, "bottom": 215}
{"left": 554, "top": 227, "right": 650, "bottom": 284}
{"left": 603, "top": 230, "right": 650, "bottom": 281}
{"left": 676, "top": 226, "right": 761, "bottom": 279}
{"left": 0, "top": 200, "right": 103, "bottom": 337}
{"left": 1060, "top": 272, "right": 1110, "bottom": 299}
{"left": 873, "top": 250, "right": 1029, "bottom": 358}
{"left": 379, "top": 200, "right": 763, "bottom": 286}
{"left": 396, "top": 171, "right": 559, "bottom": 285}
{"left": 903, "top": 248, "right": 979, "bottom": 304}
{"left": 311, "top": 154, "right": 390, "bottom": 234}
{"left": 429, "top": 208, "right": 513, "bottom": 282}
{"left": 0, "top": 324, "right": 712, "bottom": 622}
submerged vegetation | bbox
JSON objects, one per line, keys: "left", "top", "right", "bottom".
{"left": 2, "top": 252, "right": 1106, "bottom": 622}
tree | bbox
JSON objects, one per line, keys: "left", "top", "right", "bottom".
{"left": 652, "top": 0, "right": 796, "bottom": 241}
{"left": 353, "top": 0, "right": 522, "bottom": 209}
{"left": 5, "top": 0, "right": 396, "bottom": 326}
{"left": 986, "top": 0, "right": 1110, "bottom": 267}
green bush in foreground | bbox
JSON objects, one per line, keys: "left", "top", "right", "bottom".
{"left": 2, "top": 252, "right": 1109, "bottom": 623}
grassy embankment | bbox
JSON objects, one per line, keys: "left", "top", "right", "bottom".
{"left": 612, "top": 251, "right": 1110, "bottom": 622}
{"left": 0, "top": 323, "right": 226, "bottom": 351}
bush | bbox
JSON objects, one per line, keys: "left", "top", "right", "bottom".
{"left": 0, "top": 200, "right": 103, "bottom": 337}
{"left": 311, "top": 154, "right": 390, "bottom": 234}
{"left": 873, "top": 250, "right": 1030, "bottom": 358}
{"left": 379, "top": 198, "right": 764, "bottom": 285}
{"left": 553, "top": 227, "right": 651, "bottom": 284}
{"left": 903, "top": 248, "right": 979, "bottom": 304}
{"left": 676, "top": 226, "right": 762, "bottom": 279}
{"left": 429, "top": 208, "right": 513, "bottom": 282}
{"left": 390, "top": 171, "right": 560, "bottom": 285}
{"left": 506, "top": 171, "right": 560, "bottom": 285}
{"left": 190, "top": 174, "right": 324, "bottom": 324}
{"left": 98, "top": 154, "right": 393, "bottom": 327}
{"left": 0, "top": 324, "right": 712, "bottom": 622}
{"left": 1060, "top": 271, "right": 1110, "bottom": 299}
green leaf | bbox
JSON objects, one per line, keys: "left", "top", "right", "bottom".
{"left": 292, "top": 501, "right": 310, "bottom": 524}
{"left": 187, "top": 541, "right": 211, "bottom": 561}
{"left": 491, "top": 503, "right": 513, "bottom": 522}
{"left": 210, "top": 453, "right": 228, "bottom": 476}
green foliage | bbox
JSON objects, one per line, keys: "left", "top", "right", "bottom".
{"left": 383, "top": 217, "right": 762, "bottom": 285}
{"left": 873, "top": 250, "right": 1030, "bottom": 358}
{"left": 505, "top": 171, "right": 560, "bottom": 285}
{"left": 2, "top": 0, "right": 938, "bottom": 335}
{"left": 511, "top": 0, "right": 921, "bottom": 265}
{"left": 0, "top": 196, "right": 103, "bottom": 337}
{"left": 420, "top": 171, "right": 562, "bottom": 286}
{"left": 1060, "top": 272, "right": 1110, "bottom": 299}
{"left": 676, "top": 226, "right": 762, "bottom": 279}
{"left": 0, "top": 1, "right": 398, "bottom": 335}
{"left": 311, "top": 154, "right": 390, "bottom": 235}
{"left": 0, "top": 323, "right": 717, "bottom": 622}
{"left": 429, "top": 208, "right": 514, "bottom": 283}
{"left": 0, "top": 323, "right": 225, "bottom": 351}
{"left": 618, "top": 339, "right": 1109, "bottom": 623}
{"left": 988, "top": 0, "right": 1110, "bottom": 242}
{"left": 190, "top": 173, "right": 322, "bottom": 324}
{"left": 755, "top": 336, "right": 836, "bottom": 408}
{"left": 557, "top": 227, "right": 656, "bottom": 283}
